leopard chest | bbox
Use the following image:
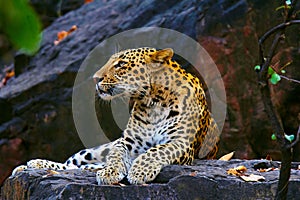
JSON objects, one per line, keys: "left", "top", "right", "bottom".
{"left": 123, "top": 99, "right": 181, "bottom": 154}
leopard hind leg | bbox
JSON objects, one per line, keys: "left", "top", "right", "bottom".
{"left": 12, "top": 140, "right": 117, "bottom": 175}
{"left": 12, "top": 158, "right": 76, "bottom": 176}
{"left": 64, "top": 140, "right": 117, "bottom": 169}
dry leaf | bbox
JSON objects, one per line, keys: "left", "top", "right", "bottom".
{"left": 54, "top": 25, "right": 78, "bottom": 45}
{"left": 235, "top": 165, "right": 247, "bottom": 172}
{"left": 1, "top": 68, "right": 15, "bottom": 87}
{"left": 57, "top": 31, "right": 68, "bottom": 41}
{"left": 190, "top": 171, "right": 197, "bottom": 176}
{"left": 227, "top": 165, "right": 247, "bottom": 176}
{"left": 69, "top": 25, "right": 77, "bottom": 33}
{"left": 6, "top": 70, "right": 15, "bottom": 78}
{"left": 227, "top": 169, "right": 239, "bottom": 176}
{"left": 258, "top": 167, "right": 274, "bottom": 173}
{"left": 240, "top": 174, "right": 265, "bottom": 182}
{"left": 219, "top": 151, "right": 235, "bottom": 161}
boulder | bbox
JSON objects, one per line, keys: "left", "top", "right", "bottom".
{"left": 2, "top": 159, "right": 300, "bottom": 199}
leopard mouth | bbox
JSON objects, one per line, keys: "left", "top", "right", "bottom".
{"left": 95, "top": 83, "right": 125, "bottom": 100}
{"left": 95, "top": 84, "right": 113, "bottom": 99}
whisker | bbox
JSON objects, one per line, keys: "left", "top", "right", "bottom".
{"left": 95, "top": 94, "right": 110, "bottom": 105}
{"left": 98, "top": 98, "right": 111, "bottom": 105}
{"left": 120, "top": 96, "right": 127, "bottom": 105}
{"left": 114, "top": 40, "right": 121, "bottom": 54}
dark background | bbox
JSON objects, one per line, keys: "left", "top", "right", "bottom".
{"left": 0, "top": 0, "right": 299, "bottom": 186}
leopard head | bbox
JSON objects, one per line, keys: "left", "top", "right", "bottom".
{"left": 93, "top": 47, "right": 173, "bottom": 100}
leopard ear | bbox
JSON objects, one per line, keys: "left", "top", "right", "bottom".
{"left": 149, "top": 48, "right": 174, "bottom": 63}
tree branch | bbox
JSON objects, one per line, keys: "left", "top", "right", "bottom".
{"left": 256, "top": 1, "right": 300, "bottom": 199}
{"left": 259, "top": 20, "right": 300, "bottom": 46}
{"left": 280, "top": 75, "right": 300, "bottom": 84}
{"left": 258, "top": 20, "right": 300, "bottom": 81}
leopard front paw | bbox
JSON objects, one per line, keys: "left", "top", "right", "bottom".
{"left": 127, "top": 161, "right": 161, "bottom": 185}
{"left": 96, "top": 166, "right": 126, "bottom": 185}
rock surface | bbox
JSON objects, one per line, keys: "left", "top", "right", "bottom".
{"left": 2, "top": 159, "right": 300, "bottom": 199}
{"left": 29, "top": 0, "right": 85, "bottom": 28}
{"left": 0, "top": 0, "right": 300, "bottom": 187}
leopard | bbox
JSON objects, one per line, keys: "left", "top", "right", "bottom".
{"left": 12, "top": 47, "right": 219, "bottom": 185}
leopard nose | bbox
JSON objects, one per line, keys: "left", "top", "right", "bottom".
{"left": 93, "top": 77, "right": 103, "bottom": 84}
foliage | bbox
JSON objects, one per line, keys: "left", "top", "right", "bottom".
{"left": 0, "top": 0, "right": 42, "bottom": 54}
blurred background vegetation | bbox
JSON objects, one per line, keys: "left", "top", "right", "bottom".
{"left": 0, "top": 0, "right": 41, "bottom": 63}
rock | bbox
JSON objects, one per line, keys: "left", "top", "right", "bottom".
{"left": 2, "top": 159, "right": 300, "bottom": 199}
{"left": 0, "top": 98, "right": 12, "bottom": 124}
{"left": 29, "top": 0, "right": 85, "bottom": 28}
{"left": 0, "top": 0, "right": 300, "bottom": 187}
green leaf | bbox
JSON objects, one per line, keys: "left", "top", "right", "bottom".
{"left": 0, "top": 0, "right": 42, "bottom": 54}
{"left": 254, "top": 65, "right": 261, "bottom": 72}
{"left": 271, "top": 134, "right": 277, "bottom": 140}
{"left": 285, "top": 0, "right": 292, "bottom": 5}
{"left": 284, "top": 134, "right": 295, "bottom": 142}
{"left": 270, "top": 73, "right": 281, "bottom": 85}
{"left": 268, "top": 67, "right": 275, "bottom": 75}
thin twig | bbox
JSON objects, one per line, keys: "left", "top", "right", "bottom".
{"left": 258, "top": 30, "right": 286, "bottom": 141}
{"left": 280, "top": 75, "right": 300, "bottom": 84}
{"left": 262, "top": 33, "right": 284, "bottom": 80}
{"left": 258, "top": 20, "right": 300, "bottom": 65}
{"left": 259, "top": 20, "right": 300, "bottom": 45}
{"left": 279, "top": 75, "right": 300, "bottom": 84}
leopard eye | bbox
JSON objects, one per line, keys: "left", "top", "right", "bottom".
{"left": 114, "top": 61, "right": 127, "bottom": 68}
